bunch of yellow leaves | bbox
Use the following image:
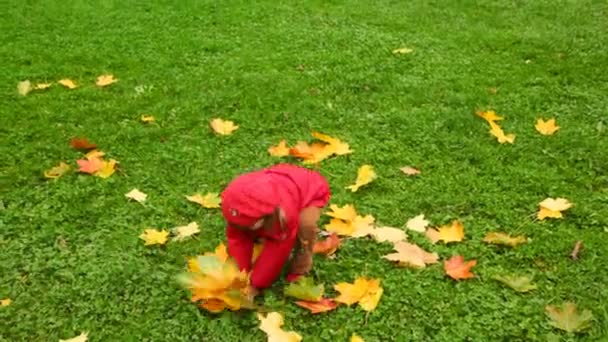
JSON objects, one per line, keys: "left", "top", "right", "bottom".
{"left": 476, "top": 110, "right": 515, "bottom": 144}
{"left": 324, "top": 204, "right": 375, "bottom": 237}
{"left": 270, "top": 131, "right": 352, "bottom": 163}
{"left": 76, "top": 150, "right": 117, "bottom": 178}
{"left": 334, "top": 277, "right": 383, "bottom": 312}
{"left": 178, "top": 244, "right": 253, "bottom": 313}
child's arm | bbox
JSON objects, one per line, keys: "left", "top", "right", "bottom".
{"left": 249, "top": 236, "right": 296, "bottom": 289}
{"left": 226, "top": 225, "right": 254, "bottom": 271}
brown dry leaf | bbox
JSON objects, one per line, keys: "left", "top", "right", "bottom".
{"left": 444, "top": 255, "right": 476, "bottom": 280}
{"left": 535, "top": 118, "right": 560, "bottom": 136}
{"left": 406, "top": 214, "right": 430, "bottom": 233}
{"left": 488, "top": 121, "right": 515, "bottom": 144}
{"left": 186, "top": 193, "right": 221, "bottom": 208}
{"left": 172, "top": 222, "right": 200, "bottom": 241}
{"left": 44, "top": 162, "right": 71, "bottom": 179}
{"left": 125, "top": 188, "right": 147, "bottom": 203}
{"left": 383, "top": 241, "right": 439, "bottom": 269}
{"left": 268, "top": 140, "right": 290, "bottom": 157}
{"left": 334, "top": 277, "right": 383, "bottom": 311}
{"left": 483, "top": 232, "right": 527, "bottom": 247}
{"left": 210, "top": 118, "right": 238, "bottom": 135}
{"left": 96, "top": 74, "right": 118, "bottom": 87}
{"left": 257, "top": 312, "right": 302, "bottom": 342}
{"left": 139, "top": 229, "right": 169, "bottom": 246}
{"left": 58, "top": 79, "right": 78, "bottom": 89}
{"left": 70, "top": 137, "right": 97, "bottom": 151}
{"left": 371, "top": 226, "right": 407, "bottom": 243}
{"left": 538, "top": 197, "right": 572, "bottom": 220}
{"left": 425, "top": 220, "right": 464, "bottom": 244}
{"left": 313, "top": 233, "right": 340, "bottom": 256}
{"left": 346, "top": 164, "right": 377, "bottom": 192}
{"left": 294, "top": 298, "right": 338, "bottom": 314}
{"left": 17, "top": 80, "right": 32, "bottom": 95}
{"left": 140, "top": 115, "right": 155, "bottom": 123}
{"left": 59, "top": 332, "right": 88, "bottom": 342}
{"left": 400, "top": 166, "right": 420, "bottom": 176}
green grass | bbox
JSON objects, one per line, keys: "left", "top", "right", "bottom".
{"left": 1, "top": 0, "right": 608, "bottom": 341}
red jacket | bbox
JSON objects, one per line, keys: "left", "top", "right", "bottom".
{"left": 221, "top": 164, "right": 330, "bottom": 288}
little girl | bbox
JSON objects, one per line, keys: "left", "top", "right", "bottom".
{"left": 220, "top": 163, "right": 331, "bottom": 292}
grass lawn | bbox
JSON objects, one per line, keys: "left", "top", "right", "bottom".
{"left": 2, "top": 0, "right": 608, "bottom": 340}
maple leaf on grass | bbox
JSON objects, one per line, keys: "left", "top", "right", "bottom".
{"left": 77, "top": 158, "right": 104, "bottom": 174}
{"left": 139, "top": 229, "right": 169, "bottom": 246}
{"left": 535, "top": 118, "right": 560, "bottom": 135}
{"left": 346, "top": 164, "right": 377, "bottom": 192}
{"left": 545, "top": 302, "right": 593, "bottom": 333}
{"left": 326, "top": 204, "right": 357, "bottom": 222}
{"left": 140, "top": 115, "right": 155, "bottom": 123}
{"left": 334, "top": 277, "right": 383, "bottom": 312}
{"left": 290, "top": 141, "right": 334, "bottom": 164}
{"left": 444, "top": 255, "right": 476, "bottom": 280}
{"left": 371, "top": 226, "right": 407, "bottom": 243}
{"left": 488, "top": 121, "right": 515, "bottom": 144}
{"left": 294, "top": 298, "right": 338, "bottom": 314}
{"left": 268, "top": 139, "right": 290, "bottom": 157}
{"left": 258, "top": 312, "right": 302, "bottom": 342}
{"left": 425, "top": 220, "right": 464, "bottom": 244}
{"left": 59, "top": 332, "right": 88, "bottom": 342}
{"left": 538, "top": 197, "right": 572, "bottom": 220}
{"left": 17, "top": 80, "right": 32, "bottom": 96}
{"left": 58, "top": 79, "right": 78, "bottom": 89}
{"left": 125, "top": 188, "right": 147, "bottom": 203}
{"left": 483, "top": 232, "right": 527, "bottom": 247}
{"left": 476, "top": 110, "right": 504, "bottom": 123}
{"left": 311, "top": 131, "right": 352, "bottom": 156}
{"left": 96, "top": 74, "right": 118, "bottom": 87}
{"left": 96, "top": 159, "right": 117, "bottom": 178}
{"left": 492, "top": 275, "right": 537, "bottom": 293}
{"left": 44, "top": 162, "right": 71, "bottom": 179}
{"left": 70, "top": 137, "right": 97, "bottom": 151}
{"left": 210, "top": 118, "right": 238, "bottom": 135}
{"left": 172, "top": 222, "right": 200, "bottom": 241}
{"left": 313, "top": 233, "right": 340, "bottom": 256}
{"left": 406, "top": 214, "right": 430, "bottom": 233}
{"left": 400, "top": 166, "right": 420, "bottom": 176}
{"left": 284, "top": 277, "right": 324, "bottom": 301}
{"left": 351, "top": 334, "right": 365, "bottom": 342}
{"left": 383, "top": 241, "right": 439, "bottom": 269}
{"left": 1, "top": 298, "right": 11, "bottom": 306}
{"left": 186, "top": 193, "right": 221, "bottom": 208}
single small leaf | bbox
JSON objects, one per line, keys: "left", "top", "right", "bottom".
{"left": 34, "top": 83, "right": 52, "bottom": 90}
{"left": 311, "top": 131, "right": 353, "bottom": 155}
{"left": 483, "top": 232, "right": 527, "bottom": 247}
{"left": 351, "top": 334, "right": 365, "bottom": 342}
{"left": 77, "top": 158, "right": 104, "bottom": 174}
{"left": 371, "top": 226, "right": 407, "bottom": 243}
{"left": 357, "top": 279, "right": 383, "bottom": 312}
{"left": 70, "top": 137, "right": 97, "bottom": 151}
{"left": 85, "top": 149, "right": 105, "bottom": 160}
{"left": 538, "top": 197, "right": 572, "bottom": 220}
{"left": 140, "top": 115, "right": 155, "bottom": 123}
{"left": 268, "top": 140, "right": 290, "bottom": 157}
{"left": 325, "top": 204, "right": 357, "bottom": 222}
{"left": 444, "top": 255, "right": 476, "bottom": 280}
{"left": 346, "top": 165, "right": 377, "bottom": 192}
{"left": 95, "top": 159, "right": 117, "bottom": 178}
{"left": 289, "top": 140, "right": 335, "bottom": 164}
{"left": 58, "top": 79, "right": 78, "bottom": 89}
{"left": 210, "top": 118, "right": 238, "bottom": 135}
{"left": 488, "top": 121, "right": 515, "bottom": 144}
{"left": 383, "top": 241, "right": 439, "bottom": 269}
{"left": 392, "top": 47, "right": 413, "bottom": 54}
{"left": 257, "top": 312, "right": 302, "bottom": 342}
{"left": 492, "top": 275, "right": 537, "bottom": 293}
{"left": 400, "top": 166, "right": 420, "bottom": 176}
{"left": 96, "top": 74, "right": 118, "bottom": 87}
{"left": 545, "top": 302, "right": 593, "bottom": 333}
{"left": 44, "top": 162, "right": 71, "bottom": 179}
{"left": 476, "top": 110, "right": 504, "bottom": 123}
{"left": 186, "top": 193, "right": 221, "bottom": 208}
{"left": 313, "top": 233, "right": 340, "bottom": 256}
{"left": 125, "top": 188, "right": 147, "bottom": 203}
{"left": 139, "top": 229, "right": 169, "bottom": 246}
{"left": 294, "top": 298, "right": 338, "bottom": 314}
{"left": 334, "top": 277, "right": 383, "bottom": 311}
{"left": 426, "top": 220, "right": 464, "bottom": 244}
{"left": 406, "top": 214, "right": 430, "bottom": 233}
{"left": 17, "top": 80, "right": 32, "bottom": 96}
{"left": 535, "top": 118, "right": 560, "bottom": 135}
{"left": 284, "top": 277, "right": 324, "bottom": 302}
{"left": 1, "top": 298, "right": 11, "bottom": 306}
{"left": 172, "top": 222, "right": 200, "bottom": 241}
{"left": 59, "top": 332, "right": 88, "bottom": 342}
{"left": 350, "top": 215, "right": 376, "bottom": 238}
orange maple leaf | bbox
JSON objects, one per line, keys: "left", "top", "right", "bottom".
{"left": 294, "top": 298, "right": 338, "bottom": 314}
{"left": 444, "top": 255, "right": 476, "bottom": 280}
{"left": 76, "top": 158, "right": 104, "bottom": 174}
{"left": 313, "top": 233, "right": 340, "bottom": 256}
{"left": 268, "top": 140, "right": 290, "bottom": 157}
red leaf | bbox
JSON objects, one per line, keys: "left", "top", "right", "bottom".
{"left": 444, "top": 255, "right": 476, "bottom": 280}
{"left": 294, "top": 298, "right": 338, "bottom": 314}
{"left": 70, "top": 137, "right": 97, "bottom": 150}
{"left": 77, "top": 158, "right": 104, "bottom": 174}
{"left": 313, "top": 233, "right": 341, "bottom": 256}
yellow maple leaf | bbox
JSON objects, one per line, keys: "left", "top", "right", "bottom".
{"left": 383, "top": 241, "right": 439, "bottom": 269}
{"left": 34, "top": 83, "right": 52, "bottom": 90}
{"left": 124, "top": 188, "right": 147, "bottom": 203}
{"left": 139, "top": 229, "right": 169, "bottom": 246}
{"left": 210, "top": 118, "right": 238, "bottom": 135}
{"left": 351, "top": 334, "right": 365, "bottom": 342}
{"left": 425, "top": 220, "right": 464, "bottom": 244}
{"left": 334, "top": 277, "right": 383, "bottom": 312}
{"left": 476, "top": 110, "right": 504, "bottom": 123}
{"left": 59, "top": 332, "right": 88, "bottom": 342}
{"left": 324, "top": 218, "right": 354, "bottom": 236}
{"left": 1, "top": 298, "right": 11, "bottom": 306}
{"left": 268, "top": 140, "right": 290, "bottom": 157}
{"left": 483, "top": 232, "right": 527, "bottom": 247}
{"left": 311, "top": 131, "right": 353, "bottom": 156}
{"left": 406, "top": 214, "right": 430, "bottom": 233}
{"left": 371, "top": 226, "right": 406, "bottom": 243}
{"left": 326, "top": 204, "right": 358, "bottom": 222}
{"left": 172, "top": 222, "right": 200, "bottom": 241}
{"left": 535, "top": 118, "right": 560, "bottom": 136}
{"left": 351, "top": 215, "right": 375, "bottom": 238}
{"left": 538, "top": 197, "right": 572, "bottom": 220}
{"left": 186, "top": 193, "right": 221, "bottom": 208}
{"left": 257, "top": 312, "right": 302, "bottom": 342}
{"left": 58, "top": 79, "right": 78, "bottom": 89}
{"left": 290, "top": 141, "right": 335, "bottom": 164}
{"left": 44, "top": 162, "right": 71, "bottom": 179}
{"left": 488, "top": 121, "right": 515, "bottom": 144}
{"left": 140, "top": 115, "right": 155, "bottom": 123}
{"left": 17, "top": 80, "right": 32, "bottom": 96}
{"left": 346, "top": 165, "right": 377, "bottom": 192}
{"left": 95, "top": 159, "right": 117, "bottom": 178}
{"left": 85, "top": 149, "right": 105, "bottom": 160}
{"left": 96, "top": 74, "right": 118, "bottom": 87}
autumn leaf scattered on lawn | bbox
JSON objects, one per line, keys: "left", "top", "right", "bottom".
{"left": 125, "top": 188, "right": 147, "bottom": 203}
{"left": 346, "top": 165, "right": 377, "bottom": 192}
{"left": 44, "top": 162, "right": 71, "bottom": 179}
{"left": 140, "top": 115, "right": 155, "bottom": 123}
{"left": 288, "top": 132, "right": 352, "bottom": 164}
{"left": 34, "top": 83, "right": 52, "bottom": 90}
{"left": 488, "top": 121, "right": 515, "bottom": 144}
{"left": 268, "top": 140, "right": 290, "bottom": 157}
{"left": 313, "top": 233, "right": 340, "bottom": 256}
{"left": 1, "top": 298, "right": 11, "bottom": 307}
{"left": 406, "top": 214, "right": 430, "bottom": 233}
{"left": 17, "top": 80, "right": 32, "bottom": 95}
{"left": 571, "top": 240, "right": 583, "bottom": 260}
{"left": 392, "top": 47, "right": 413, "bottom": 54}
{"left": 483, "top": 232, "right": 527, "bottom": 247}
{"left": 70, "top": 137, "right": 97, "bottom": 151}
{"left": 535, "top": 118, "right": 560, "bottom": 136}
{"left": 400, "top": 166, "right": 420, "bottom": 176}
{"left": 538, "top": 197, "right": 572, "bottom": 220}
{"left": 383, "top": 241, "right": 439, "bottom": 269}
{"left": 324, "top": 204, "right": 375, "bottom": 237}
{"left": 294, "top": 298, "right": 338, "bottom": 314}
{"left": 172, "top": 222, "right": 200, "bottom": 241}
{"left": 210, "top": 118, "right": 238, "bottom": 135}
{"left": 186, "top": 193, "right": 221, "bottom": 208}
{"left": 58, "top": 79, "right": 78, "bottom": 89}
{"left": 139, "top": 229, "right": 169, "bottom": 246}
{"left": 85, "top": 149, "right": 105, "bottom": 160}
{"left": 326, "top": 204, "right": 357, "bottom": 221}
{"left": 476, "top": 110, "right": 504, "bottom": 123}
{"left": 59, "top": 332, "right": 88, "bottom": 342}
{"left": 426, "top": 220, "right": 464, "bottom": 244}
{"left": 371, "top": 226, "right": 407, "bottom": 243}
{"left": 334, "top": 277, "right": 383, "bottom": 312}
{"left": 258, "top": 312, "right": 302, "bottom": 342}
{"left": 96, "top": 74, "right": 118, "bottom": 87}
{"left": 492, "top": 275, "right": 537, "bottom": 293}
{"left": 77, "top": 158, "right": 104, "bottom": 174}
{"left": 444, "top": 255, "right": 476, "bottom": 280}
{"left": 351, "top": 334, "right": 365, "bottom": 342}
{"left": 311, "top": 131, "right": 353, "bottom": 156}
{"left": 545, "top": 302, "right": 593, "bottom": 333}
{"left": 95, "top": 159, "right": 117, "bottom": 178}
{"left": 284, "top": 277, "right": 324, "bottom": 302}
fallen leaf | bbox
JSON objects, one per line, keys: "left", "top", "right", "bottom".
{"left": 351, "top": 334, "right": 365, "bottom": 342}
{"left": 44, "top": 162, "right": 71, "bottom": 179}
{"left": 538, "top": 197, "right": 572, "bottom": 220}
{"left": 483, "top": 232, "right": 527, "bottom": 247}
{"left": 34, "top": 83, "right": 52, "bottom": 90}
{"left": 284, "top": 277, "right": 324, "bottom": 301}
{"left": 210, "top": 118, "right": 238, "bottom": 135}
{"left": 426, "top": 220, "right": 464, "bottom": 244}
{"left": 325, "top": 204, "right": 357, "bottom": 222}
{"left": 350, "top": 215, "right": 376, "bottom": 238}
{"left": 70, "top": 137, "right": 97, "bottom": 151}
{"left": 476, "top": 110, "right": 504, "bottom": 123}
{"left": 268, "top": 140, "right": 290, "bottom": 157}
{"left": 290, "top": 141, "right": 334, "bottom": 164}
{"left": 1, "top": 298, "right": 11, "bottom": 306}
{"left": 95, "top": 159, "right": 117, "bottom": 179}
{"left": 492, "top": 275, "right": 537, "bottom": 293}
{"left": 139, "top": 229, "right": 169, "bottom": 246}
{"left": 346, "top": 165, "right": 377, "bottom": 192}
{"left": 257, "top": 312, "right": 302, "bottom": 342}
{"left": 140, "top": 115, "right": 155, "bottom": 123}
{"left": 58, "top": 79, "right": 78, "bottom": 89}
{"left": 444, "top": 255, "right": 476, "bottom": 280}
{"left": 571, "top": 240, "right": 583, "bottom": 260}
{"left": 535, "top": 118, "right": 560, "bottom": 135}
{"left": 371, "top": 226, "right": 407, "bottom": 243}
{"left": 313, "top": 233, "right": 340, "bottom": 256}
{"left": 334, "top": 277, "right": 383, "bottom": 311}
{"left": 383, "top": 241, "right": 439, "bottom": 269}
{"left": 125, "top": 188, "right": 147, "bottom": 203}
{"left": 324, "top": 219, "right": 354, "bottom": 236}
{"left": 488, "top": 121, "right": 515, "bottom": 144}
{"left": 294, "top": 298, "right": 338, "bottom": 314}
{"left": 202, "top": 243, "right": 230, "bottom": 263}
{"left": 77, "top": 158, "right": 104, "bottom": 174}
{"left": 186, "top": 193, "right": 221, "bottom": 208}
{"left": 17, "top": 80, "right": 32, "bottom": 95}
{"left": 311, "top": 132, "right": 353, "bottom": 156}
{"left": 96, "top": 74, "right": 118, "bottom": 87}
{"left": 392, "top": 47, "right": 413, "bottom": 54}
{"left": 172, "top": 222, "right": 200, "bottom": 241}
{"left": 59, "top": 332, "right": 88, "bottom": 342}
{"left": 85, "top": 150, "right": 105, "bottom": 160}
{"left": 406, "top": 214, "right": 430, "bottom": 233}
{"left": 400, "top": 166, "right": 420, "bottom": 176}
{"left": 545, "top": 302, "right": 593, "bottom": 333}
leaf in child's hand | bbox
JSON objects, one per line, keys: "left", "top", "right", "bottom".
{"left": 346, "top": 165, "right": 377, "bottom": 192}
{"left": 545, "top": 302, "right": 593, "bottom": 333}
{"left": 294, "top": 298, "right": 338, "bottom": 314}
{"left": 444, "top": 255, "right": 476, "bottom": 280}
{"left": 284, "top": 277, "right": 324, "bottom": 302}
